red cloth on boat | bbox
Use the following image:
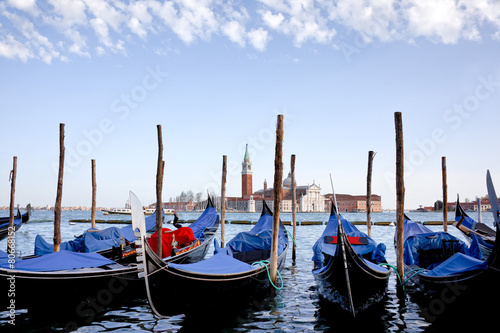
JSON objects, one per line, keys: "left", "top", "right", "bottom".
{"left": 148, "top": 227, "right": 195, "bottom": 257}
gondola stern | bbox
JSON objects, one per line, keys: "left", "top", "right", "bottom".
{"left": 206, "top": 194, "right": 215, "bottom": 209}
{"left": 261, "top": 200, "right": 273, "bottom": 217}
{"left": 330, "top": 199, "right": 337, "bottom": 217}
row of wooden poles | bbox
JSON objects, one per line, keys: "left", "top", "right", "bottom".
{"left": 5, "top": 112, "right": 453, "bottom": 284}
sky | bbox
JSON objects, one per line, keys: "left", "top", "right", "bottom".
{"left": 1, "top": 0, "right": 500, "bottom": 210}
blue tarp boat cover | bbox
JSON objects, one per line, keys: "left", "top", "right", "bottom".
{"left": 168, "top": 251, "right": 255, "bottom": 274}
{"left": 455, "top": 214, "right": 494, "bottom": 252}
{"left": 0, "top": 250, "right": 116, "bottom": 272}
{"left": 168, "top": 205, "right": 287, "bottom": 275}
{"left": 34, "top": 213, "right": 159, "bottom": 256}
{"left": 188, "top": 205, "right": 219, "bottom": 239}
{"left": 312, "top": 212, "right": 385, "bottom": 269}
{"left": 0, "top": 217, "right": 22, "bottom": 230}
{"left": 424, "top": 252, "right": 488, "bottom": 277}
{"left": 401, "top": 218, "right": 434, "bottom": 243}
{"left": 402, "top": 218, "right": 482, "bottom": 267}
{"left": 223, "top": 208, "right": 287, "bottom": 257}
{"left": 0, "top": 249, "right": 8, "bottom": 265}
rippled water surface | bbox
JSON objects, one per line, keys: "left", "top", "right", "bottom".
{"left": 0, "top": 210, "right": 495, "bottom": 332}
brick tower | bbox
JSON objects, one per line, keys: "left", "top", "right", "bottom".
{"left": 242, "top": 144, "right": 253, "bottom": 199}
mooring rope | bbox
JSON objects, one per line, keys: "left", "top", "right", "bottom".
{"left": 377, "top": 263, "right": 428, "bottom": 294}
{"left": 284, "top": 229, "right": 297, "bottom": 248}
{"left": 378, "top": 263, "right": 403, "bottom": 286}
{"left": 402, "top": 268, "right": 427, "bottom": 284}
{"left": 252, "top": 260, "right": 284, "bottom": 290}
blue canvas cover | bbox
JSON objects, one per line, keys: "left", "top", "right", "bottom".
{"left": 400, "top": 218, "right": 434, "bottom": 243}
{"left": 455, "top": 214, "right": 494, "bottom": 254}
{"left": 312, "top": 211, "right": 381, "bottom": 269}
{"left": 168, "top": 251, "right": 255, "bottom": 274}
{"left": 188, "top": 205, "right": 219, "bottom": 240}
{"left": 0, "top": 249, "right": 8, "bottom": 265}
{"left": 402, "top": 218, "right": 482, "bottom": 267}
{"left": 0, "top": 217, "right": 22, "bottom": 230}
{"left": 456, "top": 214, "right": 475, "bottom": 230}
{"left": 167, "top": 202, "right": 287, "bottom": 275}
{"left": 0, "top": 250, "right": 115, "bottom": 272}
{"left": 35, "top": 234, "right": 84, "bottom": 255}
{"left": 224, "top": 207, "right": 287, "bottom": 256}
{"left": 35, "top": 227, "right": 124, "bottom": 255}
{"left": 34, "top": 213, "right": 160, "bottom": 256}
{"left": 82, "top": 227, "right": 123, "bottom": 252}
{"left": 424, "top": 252, "right": 488, "bottom": 277}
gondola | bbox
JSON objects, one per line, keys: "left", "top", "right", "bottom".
{"left": 30, "top": 196, "right": 218, "bottom": 265}
{"left": 0, "top": 247, "right": 140, "bottom": 316}
{"left": 132, "top": 195, "right": 288, "bottom": 316}
{"left": 312, "top": 202, "right": 389, "bottom": 317}
{"left": 0, "top": 196, "right": 219, "bottom": 315}
{"left": 32, "top": 211, "right": 162, "bottom": 263}
{"left": 399, "top": 180, "right": 500, "bottom": 320}
{"left": 0, "top": 204, "right": 31, "bottom": 241}
{"left": 145, "top": 194, "right": 220, "bottom": 265}
{"left": 454, "top": 196, "right": 495, "bottom": 259}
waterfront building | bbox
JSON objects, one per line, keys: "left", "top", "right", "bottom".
{"left": 324, "top": 193, "right": 382, "bottom": 213}
{"left": 225, "top": 145, "right": 326, "bottom": 212}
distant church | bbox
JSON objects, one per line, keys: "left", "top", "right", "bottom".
{"left": 225, "top": 145, "right": 325, "bottom": 212}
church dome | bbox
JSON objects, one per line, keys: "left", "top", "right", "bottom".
{"left": 283, "top": 172, "right": 295, "bottom": 188}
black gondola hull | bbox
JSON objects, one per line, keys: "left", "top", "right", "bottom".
{"left": 0, "top": 265, "right": 141, "bottom": 317}
{"left": 313, "top": 251, "right": 389, "bottom": 315}
{"left": 0, "top": 219, "right": 219, "bottom": 314}
{"left": 144, "top": 243, "right": 288, "bottom": 315}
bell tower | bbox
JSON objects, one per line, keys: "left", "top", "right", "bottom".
{"left": 242, "top": 144, "right": 253, "bottom": 198}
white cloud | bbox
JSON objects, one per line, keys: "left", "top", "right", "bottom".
{"left": 1, "top": 9, "right": 61, "bottom": 63}
{"left": 46, "top": 0, "right": 88, "bottom": 28}
{"left": 222, "top": 20, "right": 246, "bottom": 46}
{"left": 1, "top": 0, "right": 500, "bottom": 63}
{"left": 327, "top": 0, "right": 400, "bottom": 43}
{"left": 65, "top": 29, "right": 90, "bottom": 57}
{"left": 84, "top": 0, "right": 125, "bottom": 32}
{"left": 259, "top": 1, "right": 336, "bottom": 47}
{"left": 248, "top": 27, "right": 270, "bottom": 51}
{"left": 262, "top": 10, "right": 284, "bottom": 29}
{"left": 0, "top": 34, "right": 33, "bottom": 61}
{"left": 6, "top": 0, "right": 39, "bottom": 16}
{"left": 404, "top": 0, "right": 465, "bottom": 44}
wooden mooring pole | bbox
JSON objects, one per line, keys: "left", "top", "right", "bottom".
{"left": 54, "top": 123, "right": 65, "bottom": 253}
{"left": 156, "top": 124, "right": 164, "bottom": 258}
{"left": 395, "top": 113, "right": 405, "bottom": 279}
{"left": 442, "top": 156, "right": 448, "bottom": 232}
{"left": 477, "top": 197, "right": 482, "bottom": 223}
{"left": 221, "top": 155, "right": 227, "bottom": 248}
{"left": 270, "top": 114, "right": 284, "bottom": 286}
{"left": 7, "top": 156, "right": 17, "bottom": 254}
{"left": 291, "top": 154, "right": 297, "bottom": 263}
{"left": 91, "top": 159, "right": 97, "bottom": 229}
{"left": 366, "top": 151, "right": 375, "bottom": 237}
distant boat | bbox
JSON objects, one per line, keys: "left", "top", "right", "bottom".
{"left": 103, "top": 208, "right": 175, "bottom": 215}
{"left": 0, "top": 204, "right": 31, "bottom": 241}
{"left": 102, "top": 208, "right": 131, "bottom": 215}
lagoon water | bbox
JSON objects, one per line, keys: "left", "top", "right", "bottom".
{"left": 0, "top": 209, "right": 495, "bottom": 332}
